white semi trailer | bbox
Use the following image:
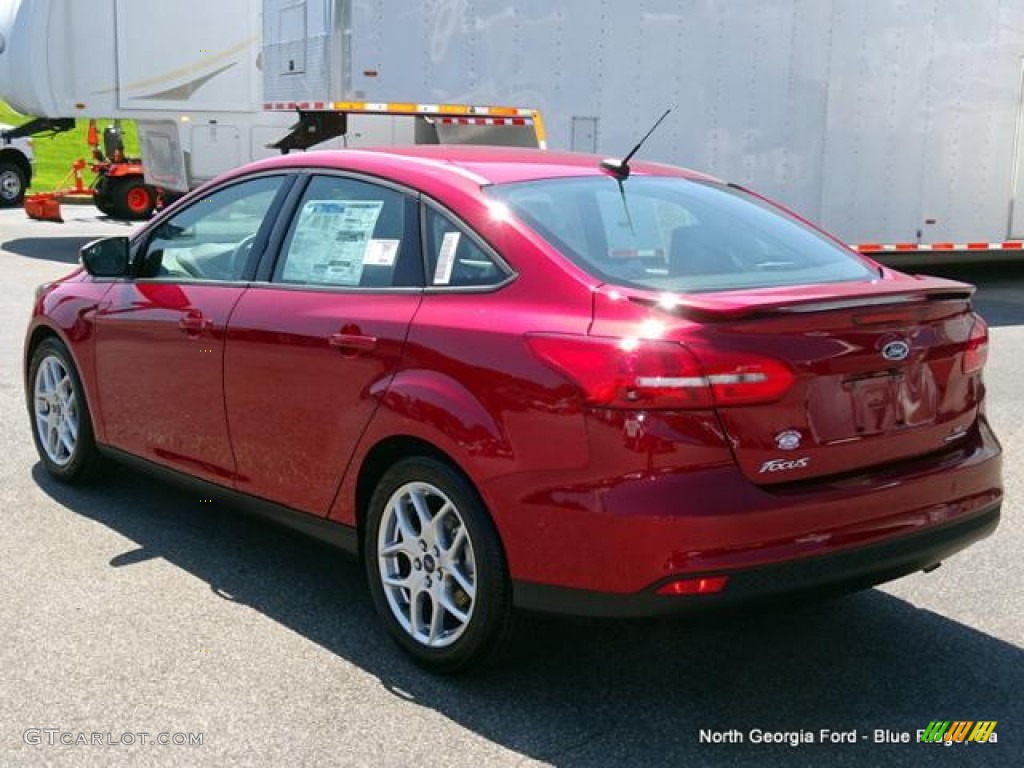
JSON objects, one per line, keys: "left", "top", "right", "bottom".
{"left": 263, "top": 0, "right": 1024, "bottom": 255}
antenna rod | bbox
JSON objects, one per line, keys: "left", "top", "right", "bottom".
{"left": 621, "top": 106, "right": 674, "bottom": 166}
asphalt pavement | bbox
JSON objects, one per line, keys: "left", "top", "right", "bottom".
{"left": 0, "top": 207, "right": 1020, "bottom": 767}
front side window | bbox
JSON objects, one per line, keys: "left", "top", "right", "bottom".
{"left": 139, "top": 176, "right": 285, "bottom": 280}
{"left": 274, "top": 175, "right": 421, "bottom": 288}
{"left": 488, "top": 176, "right": 877, "bottom": 293}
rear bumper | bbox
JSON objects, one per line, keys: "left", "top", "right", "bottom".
{"left": 513, "top": 502, "right": 1000, "bottom": 617}
{"left": 501, "top": 414, "right": 1001, "bottom": 615}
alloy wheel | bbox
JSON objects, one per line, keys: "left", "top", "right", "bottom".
{"left": 33, "top": 355, "right": 79, "bottom": 466}
{"left": 376, "top": 481, "right": 477, "bottom": 648}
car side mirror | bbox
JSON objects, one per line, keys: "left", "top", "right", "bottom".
{"left": 80, "top": 236, "right": 131, "bottom": 277}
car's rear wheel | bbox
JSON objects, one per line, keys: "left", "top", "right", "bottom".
{"left": 28, "top": 338, "right": 104, "bottom": 482}
{"left": 365, "top": 456, "right": 513, "bottom": 672}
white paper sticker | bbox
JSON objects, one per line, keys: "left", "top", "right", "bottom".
{"left": 364, "top": 239, "right": 400, "bottom": 266}
{"left": 282, "top": 199, "right": 384, "bottom": 286}
{"left": 434, "top": 231, "right": 461, "bottom": 285}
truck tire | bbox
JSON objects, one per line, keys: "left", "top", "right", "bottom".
{"left": 109, "top": 177, "right": 156, "bottom": 220}
{"left": 0, "top": 160, "right": 27, "bottom": 208}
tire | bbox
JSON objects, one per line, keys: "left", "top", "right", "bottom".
{"left": 0, "top": 160, "right": 27, "bottom": 208}
{"left": 365, "top": 456, "right": 514, "bottom": 673}
{"left": 27, "top": 338, "right": 105, "bottom": 483}
{"left": 93, "top": 176, "right": 115, "bottom": 217}
{"left": 109, "top": 177, "right": 156, "bottom": 220}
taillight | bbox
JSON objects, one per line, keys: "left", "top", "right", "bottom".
{"left": 963, "top": 316, "right": 989, "bottom": 374}
{"left": 699, "top": 350, "right": 795, "bottom": 406}
{"left": 525, "top": 334, "right": 794, "bottom": 409}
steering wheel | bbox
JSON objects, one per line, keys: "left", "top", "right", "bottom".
{"left": 174, "top": 251, "right": 206, "bottom": 279}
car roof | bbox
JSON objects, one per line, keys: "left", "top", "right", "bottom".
{"left": 239, "top": 145, "right": 716, "bottom": 189}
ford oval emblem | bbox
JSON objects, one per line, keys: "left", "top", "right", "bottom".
{"left": 882, "top": 340, "right": 910, "bottom": 362}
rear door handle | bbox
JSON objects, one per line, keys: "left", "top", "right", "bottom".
{"left": 329, "top": 332, "right": 377, "bottom": 353}
{"left": 178, "top": 310, "right": 212, "bottom": 336}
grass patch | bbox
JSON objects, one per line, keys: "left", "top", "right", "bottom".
{"left": 1, "top": 100, "right": 139, "bottom": 192}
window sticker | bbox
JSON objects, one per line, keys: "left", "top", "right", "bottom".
{"left": 283, "top": 200, "right": 384, "bottom": 285}
{"left": 364, "top": 239, "right": 401, "bottom": 267}
{"left": 434, "top": 231, "right": 461, "bottom": 285}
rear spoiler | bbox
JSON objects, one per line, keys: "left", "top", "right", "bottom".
{"left": 619, "top": 276, "right": 976, "bottom": 320}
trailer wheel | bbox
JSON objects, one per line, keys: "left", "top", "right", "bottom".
{"left": 0, "top": 160, "right": 27, "bottom": 208}
{"left": 109, "top": 177, "right": 156, "bottom": 220}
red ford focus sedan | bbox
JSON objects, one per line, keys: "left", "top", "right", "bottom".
{"left": 25, "top": 146, "right": 1001, "bottom": 671}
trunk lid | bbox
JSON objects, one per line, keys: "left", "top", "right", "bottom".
{"left": 592, "top": 275, "right": 986, "bottom": 484}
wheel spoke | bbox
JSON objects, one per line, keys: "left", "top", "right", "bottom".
{"left": 380, "top": 540, "right": 411, "bottom": 558}
{"left": 409, "top": 489, "right": 433, "bottom": 532}
{"left": 409, "top": 586, "right": 429, "bottom": 640}
{"left": 430, "top": 502, "right": 455, "bottom": 541}
{"left": 382, "top": 572, "right": 413, "bottom": 590}
{"left": 47, "top": 421, "right": 61, "bottom": 458}
{"left": 445, "top": 526, "right": 468, "bottom": 559}
{"left": 58, "top": 425, "right": 75, "bottom": 456}
{"left": 393, "top": 498, "right": 418, "bottom": 542}
{"left": 59, "top": 386, "right": 74, "bottom": 410}
{"left": 40, "top": 361, "right": 54, "bottom": 393}
{"left": 427, "top": 590, "right": 446, "bottom": 644}
{"left": 64, "top": 410, "right": 78, "bottom": 441}
{"left": 439, "top": 588, "right": 470, "bottom": 624}
{"left": 449, "top": 564, "right": 475, "bottom": 600}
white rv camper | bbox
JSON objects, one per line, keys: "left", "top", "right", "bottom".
{"left": 0, "top": 0, "right": 543, "bottom": 206}
{"left": 0, "top": 0, "right": 291, "bottom": 193}
{"left": 263, "top": 0, "right": 1024, "bottom": 254}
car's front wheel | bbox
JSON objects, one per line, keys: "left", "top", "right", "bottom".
{"left": 365, "top": 456, "right": 513, "bottom": 672}
{"left": 28, "top": 338, "right": 105, "bottom": 482}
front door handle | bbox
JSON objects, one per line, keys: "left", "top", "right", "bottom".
{"left": 178, "top": 310, "right": 212, "bottom": 336}
{"left": 329, "top": 332, "right": 377, "bottom": 354}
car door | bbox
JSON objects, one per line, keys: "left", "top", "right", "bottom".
{"left": 93, "top": 174, "right": 293, "bottom": 485}
{"left": 223, "top": 173, "right": 424, "bottom": 514}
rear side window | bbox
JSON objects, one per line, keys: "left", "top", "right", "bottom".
{"left": 488, "top": 176, "right": 876, "bottom": 293}
{"left": 274, "top": 175, "right": 422, "bottom": 288}
{"left": 424, "top": 207, "right": 509, "bottom": 288}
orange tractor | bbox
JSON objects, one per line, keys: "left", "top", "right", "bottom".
{"left": 24, "top": 119, "right": 162, "bottom": 222}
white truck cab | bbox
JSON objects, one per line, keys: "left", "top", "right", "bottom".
{"left": 0, "top": 122, "right": 33, "bottom": 207}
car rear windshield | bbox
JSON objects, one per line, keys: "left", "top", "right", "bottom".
{"left": 487, "top": 176, "right": 877, "bottom": 293}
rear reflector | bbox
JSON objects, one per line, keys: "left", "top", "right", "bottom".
{"left": 656, "top": 576, "right": 729, "bottom": 595}
{"left": 963, "top": 316, "right": 989, "bottom": 375}
{"left": 526, "top": 333, "right": 794, "bottom": 409}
